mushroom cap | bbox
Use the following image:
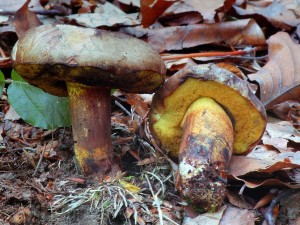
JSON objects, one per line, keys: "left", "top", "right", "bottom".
{"left": 12, "top": 24, "right": 166, "bottom": 96}
{"left": 149, "top": 64, "right": 267, "bottom": 156}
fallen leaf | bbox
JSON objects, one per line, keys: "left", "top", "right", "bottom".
{"left": 4, "top": 106, "right": 21, "bottom": 121}
{"left": 147, "top": 19, "right": 265, "bottom": 52}
{"left": 248, "top": 32, "right": 300, "bottom": 109}
{"left": 266, "top": 121, "right": 300, "bottom": 143}
{"left": 140, "top": 0, "right": 176, "bottom": 28}
{"left": 13, "top": 0, "right": 42, "bottom": 38}
{"left": 0, "top": 0, "right": 44, "bottom": 11}
{"left": 119, "top": 180, "right": 141, "bottom": 194}
{"left": 61, "top": 12, "right": 140, "bottom": 28}
{"left": 165, "top": 58, "right": 198, "bottom": 71}
{"left": 227, "top": 191, "right": 253, "bottom": 209}
{"left": 233, "top": 0, "right": 300, "bottom": 30}
{"left": 219, "top": 205, "right": 255, "bottom": 225}
{"left": 228, "top": 155, "right": 300, "bottom": 177}
{"left": 117, "top": 0, "right": 140, "bottom": 7}
{"left": 262, "top": 135, "right": 289, "bottom": 152}
{"left": 230, "top": 176, "right": 300, "bottom": 189}
{"left": 254, "top": 190, "right": 277, "bottom": 209}
{"left": 182, "top": 205, "right": 227, "bottom": 225}
{"left": 183, "top": 0, "right": 231, "bottom": 22}
{"left": 137, "top": 157, "right": 157, "bottom": 166}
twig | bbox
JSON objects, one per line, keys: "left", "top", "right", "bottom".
{"left": 115, "top": 100, "right": 132, "bottom": 116}
{"left": 145, "top": 174, "right": 164, "bottom": 225}
{"left": 4, "top": 147, "right": 36, "bottom": 153}
{"left": 0, "top": 9, "right": 66, "bottom": 16}
{"left": 264, "top": 188, "right": 300, "bottom": 225}
{"left": 33, "top": 144, "right": 46, "bottom": 176}
{"left": 161, "top": 47, "right": 257, "bottom": 61}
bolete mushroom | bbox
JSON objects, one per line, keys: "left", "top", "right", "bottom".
{"left": 12, "top": 24, "right": 166, "bottom": 177}
{"left": 149, "top": 64, "right": 266, "bottom": 211}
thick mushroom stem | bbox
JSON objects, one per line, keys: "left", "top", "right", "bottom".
{"left": 176, "top": 97, "right": 234, "bottom": 211}
{"left": 66, "top": 82, "right": 116, "bottom": 176}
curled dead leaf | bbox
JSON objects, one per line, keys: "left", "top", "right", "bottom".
{"left": 148, "top": 19, "right": 265, "bottom": 52}
{"left": 249, "top": 32, "right": 300, "bottom": 109}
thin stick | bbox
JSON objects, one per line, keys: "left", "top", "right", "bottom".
{"left": 161, "top": 47, "right": 257, "bottom": 61}
{"left": 265, "top": 189, "right": 300, "bottom": 225}
{"left": 33, "top": 144, "right": 46, "bottom": 176}
{"left": 0, "top": 9, "right": 66, "bottom": 16}
{"left": 145, "top": 174, "right": 164, "bottom": 225}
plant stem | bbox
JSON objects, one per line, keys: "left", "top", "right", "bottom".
{"left": 161, "top": 47, "right": 257, "bottom": 61}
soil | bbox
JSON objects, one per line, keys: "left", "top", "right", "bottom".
{"left": 0, "top": 100, "right": 182, "bottom": 225}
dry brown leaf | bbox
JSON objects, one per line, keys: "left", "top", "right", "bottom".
{"left": 140, "top": 0, "right": 176, "bottom": 28}
{"left": 4, "top": 106, "right": 21, "bottom": 121}
{"left": 249, "top": 32, "right": 300, "bottom": 109}
{"left": 227, "top": 191, "right": 254, "bottom": 209}
{"left": 147, "top": 19, "right": 266, "bottom": 52}
{"left": 136, "top": 156, "right": 156, "bottom": 166}
{"left": 13, "top": 0, "right": 42, "bottom": 38}
{"left": 182, "top": 205, "right": 227, "bottom": 225}
{"left": 228, "top": 155, "right": 300, "bottom": 177}
{"left": 271, "top": 100, "right": 300, "bottom": 121}
{"left": 117, "top": 0, "right": 140, "bottom": 7}
{"left": 61, "top": 13, "right": 140, "bottom": 28}
{"left": 186, "top": 0, "right": 225, "bottom": 21}
{"left": 262, "top": 135, "right": 289, "bottom": 152}
{"left": 165, "top": 58, "right": 197, "bottom": 71}
{"left": 233, "top": 0, "right": 300, "bottom": 30}
{"left": 219, "top": 205, "right": 255, "bottom": 225}
{"left": 0, "top": 0, "right": 44, "bottom": 11}
{"left": 230, "top": 176, "right": 300, "bottom": 189}
{"left": 121, "top": 93, "right": 150, "bottom": 119}
{"left": 266, "top": 121, "right": 300, "bottom": 143}
{"left": 160, "top": 4, "right": 202, "bottom": 26}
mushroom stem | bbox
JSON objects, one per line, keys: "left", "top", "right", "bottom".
{"left": 66, "top": 82, "right": 116, "bottom": 176}
{"left": 176, "top": 97, "right": 234, "bottom": 211}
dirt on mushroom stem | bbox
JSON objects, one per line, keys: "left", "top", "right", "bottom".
{"left": 67, "top": 82, "right": 120, "bottom": 177}
{"left": 149, "top": 64, "right": 267, "bottom": 212}
{"left": 176, "top": 97, "right": 234, "bottom": 211}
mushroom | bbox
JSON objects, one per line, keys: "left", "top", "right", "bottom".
{"left": 149, "top": 64, "right": 266, "bottom": 211}
{"left": 12, "top": 24, "right": 166, "bottom": 177}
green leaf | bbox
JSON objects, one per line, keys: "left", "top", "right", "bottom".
{"left": 0, "top": 70, "right": 5, "bottom": 96}
{"left": 8, "top": 70, "right": 71, "bottom": 129}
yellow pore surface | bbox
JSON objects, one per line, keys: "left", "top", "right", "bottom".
{"left": 152, "top": 78, "right": 266, "bottom": 157}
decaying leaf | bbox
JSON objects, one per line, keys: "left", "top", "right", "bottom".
{"left": 248, "top": 32, "right": 300, "bottom": 109}
{"left": 266, "top": 121, "right": 300, "bottom": 143}
{"left": 183, "top": 0, "right": 232, "bottom": 21}
{"left": 228, "top": 155, "right": 300, "bottom": 177}
{"left": 61, "top": 12, "right": 140, "bottom": 28}
{"left": 140, "top": 0, "right": 176, "bottom": 28}
{"left": 233, "top": 0, "right": 300, "bottom": 30}
{"left": 119, "top": 180, "right": 141, "bottom": 194}
{"left": 227, "top": 191, "right": 253, "bottom": 209}
{"left": 148, "top": 19, "right": 266, "bottom": 52}
{"left": 182, "top": 205, "right": 227, "bottom": 225}
{"left": 219, "top": 205, "right": 255, "bottom": 225}
{"left": 13, "top": 0, "right": 42, "bottom": 38}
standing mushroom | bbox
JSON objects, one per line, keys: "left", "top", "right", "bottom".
{"left": 12, "top": 24, "right": 166, "bottom": 177}
{"left": 149, "top": 64, "right": 266, "bottom": 211}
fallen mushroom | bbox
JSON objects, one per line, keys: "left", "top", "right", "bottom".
{"left": 12, "top": 24, "right": 166, "bottom": 177}
{"left": 149, "top": 64, "right": 266, "bottom": 211}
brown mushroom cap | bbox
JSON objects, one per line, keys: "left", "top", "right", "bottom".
{"left": 149, "top": 64, "right": 267, "bottom": 156}
{"left": 12, "top": 24, "right": 166, "bottom": 96}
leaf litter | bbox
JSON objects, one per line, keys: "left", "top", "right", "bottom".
{"left": 1, "top": 0, "right": 300, "bottom": 224}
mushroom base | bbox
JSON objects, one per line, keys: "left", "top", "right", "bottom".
{"left": 177, "top": 97, "right": 234, "bottom": 211}
{"left": 176, "top": 157, "right": 227, "bottom": 212}
{"left": 67, "top": 82, "right": 119, "bottom": 177}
